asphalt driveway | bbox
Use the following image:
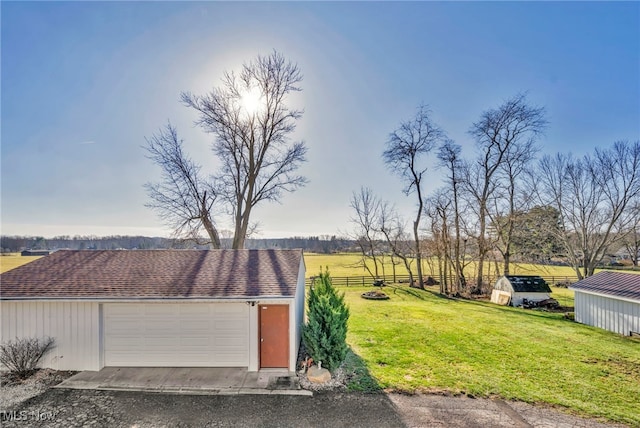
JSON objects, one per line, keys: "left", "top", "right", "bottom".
{"left": 1, "top": 389, "right": 403, "bottom": 428}
{"left": 1, "top": 388, "right": 623, "bottom": 428}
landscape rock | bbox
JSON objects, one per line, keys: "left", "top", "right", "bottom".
{"left": 307, "top": 366, "right": 332, "bottom": 384}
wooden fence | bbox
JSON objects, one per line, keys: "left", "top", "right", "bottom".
{"left": 306, "top": 274, "right": 579, "bottom": 287}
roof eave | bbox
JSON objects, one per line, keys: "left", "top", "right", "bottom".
{"left": 569, "top": 287, "right": 640, "bottom": 305}
{"left": 0, "top": 295, "right": 295, "bottom": 302}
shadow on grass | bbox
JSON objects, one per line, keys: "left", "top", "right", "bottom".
{"left": 341, "top": 346, "right": 383, "bottom": 393}
{"left": 389, "top": 284, "right": 434, "bottom": 301}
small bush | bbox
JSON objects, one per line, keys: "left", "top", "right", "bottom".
{"left": 302, "top": 268, "right": 350, "bottom": 372}
{"left": 0, "top": 337, "right": 55, "bottom": 378}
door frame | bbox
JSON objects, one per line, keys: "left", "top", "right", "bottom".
{"left": 258, "top": 304, "right": 289, "bottom": 369}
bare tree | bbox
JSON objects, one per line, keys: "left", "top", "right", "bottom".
{"left": 383, "top": 105, "right": 446, "bottom": 289}
{"left": 144, "top": 123, "right": 221, "bottom": 248}
{"left": 378, "top": 201, "right": 416, "bottom": 286}
{"left": 349, "top": 187, "right": 384, "bottom": 279}
{"left": 437, "top": 140, "right": 467, "bottom": 291}
{"left": 147, "top": 51, "right": 307, "bottom": 249}
{"left": 489, "top": 130, "right": 539, "bottom": 275}
{"left": 425, "top": 189, "right": 453, "bottom": 294}
{"left": 534, "top": 141, "right": 640, "bottom": 279}
{"left": 466, "top": 94, "right": 546, "bottom": 290}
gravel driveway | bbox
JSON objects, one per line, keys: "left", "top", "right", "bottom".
{"left": 1, "top": 387, "right": 626, "bottom": 428}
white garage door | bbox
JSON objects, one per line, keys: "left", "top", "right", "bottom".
{"left": 104, "top": 303, "right": 249, "bottom": 367}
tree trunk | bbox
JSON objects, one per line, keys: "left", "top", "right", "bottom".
{"left": 503, "top": 251, "right": 510, "bottom": 276}
{"left": 414, "top": 219, "right": 424, "bottom": 289}
{"left": 202, "top": 216, "right": 221, "bottom": 249}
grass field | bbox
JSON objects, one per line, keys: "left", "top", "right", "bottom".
{"left": 304, "top": 252, "right": 581, "bottom": 279}
{"left": 0, "top": 253, "right": 41, "bottom": 273}
{"left": 344, "top": 285, "right": 640, "bottom": 425}
{"left": 304, "top": 252, "right": 640, "bottom": 282}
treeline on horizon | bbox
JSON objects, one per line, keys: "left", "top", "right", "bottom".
{"left": 0, "top": 235, "right": 352, "bottom": 254}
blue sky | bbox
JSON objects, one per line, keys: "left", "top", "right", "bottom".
{"left": 2, "top": 1, "right": 639, "bottom": 239}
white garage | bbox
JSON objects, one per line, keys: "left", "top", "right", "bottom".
{"left": 1, "top": 249, "right": 306, "bottom": 372}
{"left": 103, "top": 303, "right": 249, "bottom": 367}
{"left": 570, "top": 271, "right": 640, "bottom": 336}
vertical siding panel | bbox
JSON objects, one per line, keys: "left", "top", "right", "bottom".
{"left": 66, "top": 302, "right": 71, "bottom": 368}
{"left": 76, "top": 303, "right": 82, "bottom": 369}
{"left": 81, "top": 303, "right": 87, "bottom": 368}
{"left": 0, "top": 303, "right": 9, "bottom": 342}
{"left": 611, "top": 299, "right": 616, "bottom": 334}
{"left": 617, "top": 300, "right": 623, "bottom": 334}
{"left": 15, "top": 303, "right": 22, "bottom": 339}
{"left": 584, "top": 293, "right": 591, "bottom": 326}
{"left": 3, "top": 302, "right": 107, "bottom": 370}
{"left": 30, "top": 302, "right": 36, "bottom": 337}
{"left": 68, "top": 302, "right": 74, "bottom": 369}
{"left": 598, "top": 296, "right": 603, "bottom": 330}
{"left": 575, "top": 291, "right": 640, "bottom": 336}
{"left": 605, "top": 297, "right": 611, "bottom": 333}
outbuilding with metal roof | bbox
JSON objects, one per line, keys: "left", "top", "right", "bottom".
{"left": 569, "top": 271, "right": 640, "bottom": 336}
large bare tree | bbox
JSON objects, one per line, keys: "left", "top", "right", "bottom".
{"left": 383, "top": 105, "right": 446, "bottom": 289}
{"left": 488, "top": 125, "right": 539, "bottom": 275}
{"left": 534, "top": 141, "right": 640, "bottom": 279}
{"left": 144, "top": 123, "right": 221, "bottom": 248}
{"left": 466, "top": 94, "right": 546, "bottom": 290}
{"left": 146, "top": 51, "right": 307, "bottom": 249}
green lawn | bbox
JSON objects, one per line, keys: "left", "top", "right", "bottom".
{"left": 344, "top": 285, "right": 640, "bottom": 426}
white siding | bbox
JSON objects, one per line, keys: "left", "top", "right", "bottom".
{"left": 574, "top": 292, "right": 640, "bottom": 336}
{"left": 0, "top": 301, "right": 101, "bottom": 371}
{"left": 511, "top": 292, "right": 550, "bottom": 307}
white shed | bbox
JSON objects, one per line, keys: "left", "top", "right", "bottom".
{"left": 1, "top": 249, "right": 306, "bottom": 372}
{"left": 491, "top": 275, "right": 552, "bottom": 307}
{"left": 569, "top": 271, "right": 640, "bottom": 336}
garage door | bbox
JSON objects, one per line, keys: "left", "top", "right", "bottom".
{"left": 104, "top": 303, "right": 249, "bottom": 367}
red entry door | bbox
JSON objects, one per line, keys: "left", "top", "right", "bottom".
{"left": 259, "top": 305, "right": 289, "bottom": 368}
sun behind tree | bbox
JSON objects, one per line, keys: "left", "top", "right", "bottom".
{"left": 144, "top": 50, "right": 308, "bottom": 249}
{"left": 239, "top": 85, "right": 263, "bottom": 116}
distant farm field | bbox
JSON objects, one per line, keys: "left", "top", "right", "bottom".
{"left": 303, "top": 252, "right": 580, "bottom": 279}
{"left": 0, "top": 253, "right": 41, "bottom": 273}
{"left": 3, "top": 250, "right": 636, "bottom": 283}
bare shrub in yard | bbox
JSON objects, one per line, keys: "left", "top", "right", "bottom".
{"left": 0, "top": 337, "right": 55, "bottom": 379}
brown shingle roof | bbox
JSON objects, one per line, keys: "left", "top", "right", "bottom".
{"left": 0, "top": 249, "right": 303, "bottom": 300}
{"left": 569, "top": 271, "right": 640, "bottom": 302}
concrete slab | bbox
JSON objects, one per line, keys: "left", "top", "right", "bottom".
{"left": 56, "top": 367, "right": 311, "bottom": 396}
{"left": 99, "top": 367, "right": 174, "bottom": 390}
